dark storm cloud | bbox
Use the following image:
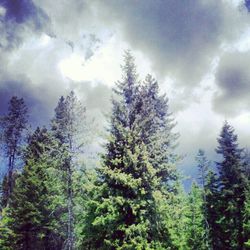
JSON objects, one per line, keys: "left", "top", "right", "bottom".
{"left": 93, "top": 0, "right": 248, "bottom": 88}
{"left": 0, "top": 0, "right": 50, "bottom": 50}
{"left": 245, "top": 0, "right": 250, "bottom": 11}
{"left": 0, "top": 76, "right": 53, "bottom": 125}
{"left": 0, "top": 70, "right": 112, "bottom": 128}
{"left": 213, "top": 51, "right": 250, "bottom": 116}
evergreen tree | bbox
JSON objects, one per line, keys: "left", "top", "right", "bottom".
{"left": 214, "top": 122, "right": 246, "bottom": 249}
{"left": 196, "top": 149, "right": 210, "bottom": 190}
{"left": 195, "top": 149, "right": 210, "bottom": 248}
{"left": 0, "top": 127, "right": 63, "bottom": 250}
{"left": 138, "top": 74, "right": 179, "bottom": 189}
{"left": 205, "top": 170, "right": 221, "bottom": 250}
{"left": 163, "top": 181, "right": 189, "bottom": 250}
{"left": 51, "top": 91, "right": 87, "bottom": 250}
{"left": 0, "top": 96, "right": 28, "bottom": 206}
{"left": 82, "top": 51, "right": 178, "bottom": 249}
{"left": 0, "top": 175, "right": 8, "bottom": 209}
{"left": 186, "top": 182, "right": 208, "bottom": 250}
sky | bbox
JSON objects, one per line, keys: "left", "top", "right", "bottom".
{"left": 1, "top": 0, "right": 250, "bottom": 182}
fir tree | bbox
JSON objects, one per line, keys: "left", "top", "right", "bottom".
{"left": 0, "top": 175, "right": 8, "bottom": 209}
{"left": 163, "top": 181, "right": 189, "bottom": 250}
{"left": 205, "top": 170, "right": 221, "bottom": 250}
{"left": 186, "top": 182, "right": 208, "bottom": 250}
{"left": 195, "top": 149, "right": 210, "bottom": 248}
{"left": 51, "top": 91, "right": 87, "bottom": 250}
{"left": 82, "top": 51, "right": 178, "bottom": 249}
{"left": 138, "top": 74, "right": 179, "bottom": 189}
{"left": 196, "top": 149, "right": 210, "bottom": 190}
{"left": 0, "top": 96, "right": 28, "bottom": 206}
{"left": 0, "top": 127, "right": 62, "bottom": 250}
{"left": 215, "top": 122, "right": 246, "bottom": 249}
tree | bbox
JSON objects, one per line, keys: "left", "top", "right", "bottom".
{"left": 163, "top": 181, "right": 189, "bottom": 250}
{"left": 0, "top": 175, "right": 8, "bottom": 209}
{"left": 196, "top": 149, "right": 210, "bottom": 190}
{"left": 186, "top": 182, "right": 208, "bottom": 250}
{"left": 214, "top": 122, "right": 246, "bottom": 249}
{"left": 195, "top": 149, "right": 210, "bottom": 248}
{"left": 81, "top": 51, "right": 178, "bottom": 249}
{"left": 0, "top": 127, "right": 63, "bottom": 250}
{"left": 138, "top": 74, "right": 179, "bottom": 189}
{"left": 0, "top": 96, "right": 28, "bottom": 206}
{"left": 205, "top": 170, "right": 221, "bottom": 250}
{"left": 51, "top": 91, "right": 87, "bottom": 250}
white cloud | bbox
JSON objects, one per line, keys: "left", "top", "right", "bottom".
{"left": 2, "top": 0, "right": 250, "bottom": 173}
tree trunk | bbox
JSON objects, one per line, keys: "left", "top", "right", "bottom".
{"left": 7, "top": 153, "right": 14, "bottom": 204}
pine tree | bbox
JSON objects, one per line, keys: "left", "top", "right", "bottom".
{"left": 186, "top": 182, "right": 208, "bottom": 250}
{"left": 138, "top": 74, "right": 178, "bottom": 188}
{"left": 195, "top": 149, "right": 210, "bottom": 248}
{"left": 0, "top": 96, "right": 28, "bottom": 206}
{"left": 215, "top": 122, "right": 246, "bottom": 249}
{"left": 0, "top": 127, "right": 62, "bottom": 250}
{"left": 196, "top": 149, "right": 210, "bottom": 190}
{"left": 51, "top": 91, "right": 87, "bottom": 250}
{"left": 0, "top": 175, "right": 8, "bottom": 209}
{"left": 163, "top": 181, "right": 189, "bottom": 250}
{"left": 82, "top": 51, "right": 178, "bottom": 249}
{"left": 205, "top": 170, "right": 221, "bottom": 250}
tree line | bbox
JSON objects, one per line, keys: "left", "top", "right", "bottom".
{"left": 0, "top": 52, "right": 249, "bottom": 249}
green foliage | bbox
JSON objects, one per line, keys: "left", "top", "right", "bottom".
{"left": 205, "top": 170, "right": 222, "bottom": 250}
{"left": 207, "top": 122, "right": 247, "bottom": 249}
{"left": 0, "top": 175, "right": 8, "bottom": 209}
{"left": 81, "top": 51, "right": 178, "bottom": 249}
{"left": 0, "top": 207, "right": 15, "bottom": 250}
{"left": 0, "top": 96, "right": 28, "bottom": 206}
{"left": 186, "top": 183, "right": 209, "bottom": 250}
{"left": 51, "top": 91, "right": 88, "bottom": 249}
{"left": 163, "top": 182, "right": 189, "bottom": 250}
{"left": 0, "top": 127, "right": 63, "bottom": 249}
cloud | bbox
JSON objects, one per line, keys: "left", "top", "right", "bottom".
{"left": 25, "top": 0, "right": 250, "bottom": 94}
{"left": 0, "top": 0, "right": 50, "bottom": 50}
{"left": 92, "top": 0, "right": 249, "bottom": 89}
{"left": 0, "top": 72, "right": 112, "bottom": 128}
{"left": 0, "top": 75, "right": 53, "bottom": 125}
{"left": 213, "top": 51, "right": 250, "bottom": 116}
{"left": 245, "top": 0, "right": 250, "bottom": 11}
{"left": 70, "top": 81, "right": 111, "bottom": 112}
{"left": 1, "top": 0, "right": 250, "bottom": 178}
{"left": 34, "top": 0, "right": 105, "bottom": 58}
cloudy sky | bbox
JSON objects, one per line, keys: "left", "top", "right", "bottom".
{"left": 1, "top": 0, "right": 250, "bottom": 180}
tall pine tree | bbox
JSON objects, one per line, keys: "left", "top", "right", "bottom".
{"left": 0, "top": 96, "right": 28, "bottom": 207}
{"left": 82, "top": 51, "right": 178, "bottom": 249}
{"left": 214, "top": 122, "right": 246, "bottom": 249}
{"left": 195, "top": 149, "right": 210, "bottom": 248}
{"left": 186, "top": 182, "right": 209, "bottom": 250}
{"left": 51, "top": 91, "right": 87, "bottom": 250}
